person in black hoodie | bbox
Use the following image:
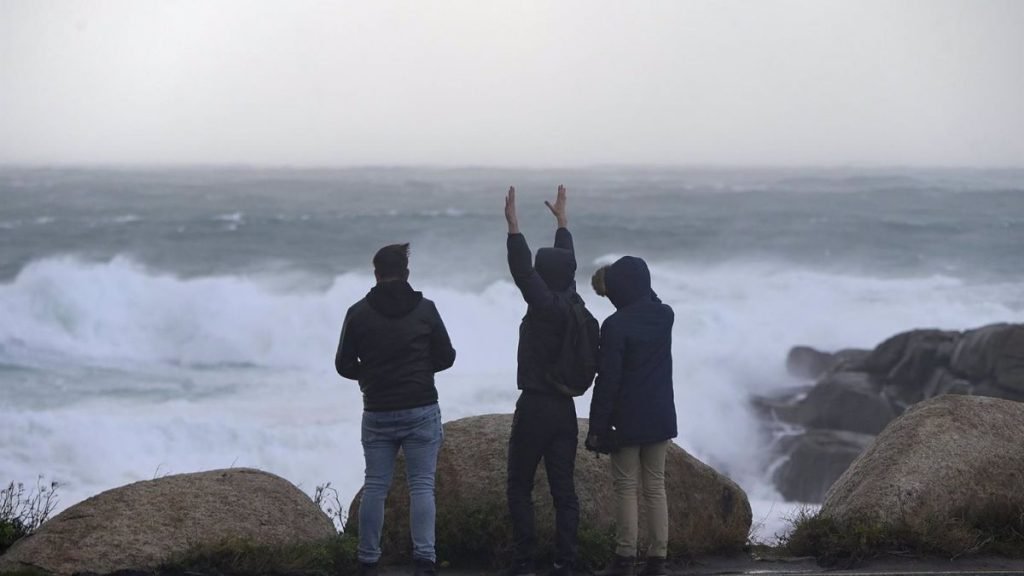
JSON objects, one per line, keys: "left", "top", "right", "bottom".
{"left": 336, "top": 243, "right": 456, "bottom": 576}
{"left": 586, "top": 257, "right": 676, "bottom": 576}
{"left": 503, "top": 185, "right": 581, "bottom": 576}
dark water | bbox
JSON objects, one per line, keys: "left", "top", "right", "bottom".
{"left": 2, "top": 166, "right": 1022, "bottom": 285}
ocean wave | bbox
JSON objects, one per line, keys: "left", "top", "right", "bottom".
{"left": 2, "top": 255, "right": 1020, "bottom": 383}
{"left": 1, "top": 255, "right": 1022, "bottom": 532}
{"left": 109, "top": 214, "right": 142, "bottom": 224}
{"left": 214, "top": 212, "right": 245, "bottom": 223}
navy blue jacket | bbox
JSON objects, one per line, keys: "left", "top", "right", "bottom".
{"left": 589, "top": 256, "right": 677, "bottom": 446}
{"left": 507, "top": 227, "right": 578, "bottom": 394}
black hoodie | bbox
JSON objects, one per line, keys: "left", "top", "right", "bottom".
{"left": 336, "top": 280, "right": 456, "bottom": 411}
{"left": 588, "top": 256, "right": 677, "bottom": 446}
{"left": 507, "top": 227, "right": 580, "bottom": 394}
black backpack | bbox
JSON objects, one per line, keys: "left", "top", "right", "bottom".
{"left": 545, "top": 293, "right": 600, "bottom": 397}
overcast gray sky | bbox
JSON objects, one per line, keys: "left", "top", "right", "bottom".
{"left": 1, "top": 0, "right": 1022, "bottom": 167}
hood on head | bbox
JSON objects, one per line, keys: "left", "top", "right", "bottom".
{"left": 367, "top": 280, "right": 423, "bottom": 318}
{"left": 604, "top": 256, "right": 652, "bottom": 309}
{"left": 534, "top": 247, "right": 576, "bottom": 292}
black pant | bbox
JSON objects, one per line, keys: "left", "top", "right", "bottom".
{"left": 507, "top": 390, "right": 580, "bottom": 566}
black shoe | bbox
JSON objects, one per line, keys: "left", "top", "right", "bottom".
{"left": 414, "top": 558, "right": 437, "bottom": 576}
{"left": 640, "top": 557, "right": 666, "bottom": 576}
{"left": 501, "top": 560, "right": 537, "bottom": 576}
{"left": 359, "top": 562, "right": 379, "bottom": 576}
{"left": 597, "top": 555, "right": 635, "bottom": 576}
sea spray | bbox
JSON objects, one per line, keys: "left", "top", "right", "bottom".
{"left": 2, "top": 255, "right": 1022, "bottom": 540}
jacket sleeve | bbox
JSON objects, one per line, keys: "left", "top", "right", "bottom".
{"left": 429, "top": 301, "right": 457, "bottom": 373}
{"left": 335, "top": 307, "right": 361, "bottom": 380}
{"left": 554, "top": 227, "right": 575, "bottom": 256}
{"left": 589, "top": 316, "right": 625, "bottom": 435}
{"left": 554, "top": 227, "right": 578, "bottom": 291}
{"left": 507, "top": 233, "right": 554, "bottom": 308}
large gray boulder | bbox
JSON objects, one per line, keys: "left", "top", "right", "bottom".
{"left": 951, "top": 324, "right": 1024, "bottom": 396}
{"left": 0, "top": 468, "right": 335, "bottom": 575}
{"left": 347, "top": 414, "right": 751, "bottom": 563}
{"left": 821, "top": 395, "right": 1024, "bottom": 551}
{"left": 786, "top": 346, "right": 837, "bottom": 380}
{"left": 859, "top": 329, "right": 957, "bottom": 377}
{"left": 790, "top": 371, "right": 896, "bottom": 435}
{"left": 950, "top": 323, "right": 1012, "bottom": 381}
{"left": 785, "top": 346, "right": 869, "bottom": 381}
{"left": 882, "top": 330, "right": 960, "bottom": 408}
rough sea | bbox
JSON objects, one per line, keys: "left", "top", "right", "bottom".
{"left": 2, "top": 166, "right": 1023, "bottom": 540}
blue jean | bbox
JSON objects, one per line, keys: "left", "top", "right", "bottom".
{"left": 359, "top": 403, "right": 443, "bottom": 564}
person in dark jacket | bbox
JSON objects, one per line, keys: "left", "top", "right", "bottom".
{"left": 336, "top": 243, "right": 456, "bottom": 576}
{"left": 503, "top": 185, "right": 581, "bottom": 576}
{"left": 586, "top": 257, "right": 676, "bottom": 576}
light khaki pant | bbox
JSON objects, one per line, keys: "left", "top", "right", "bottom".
{"left": 610, "top": 440, "right": 669, "bottom": 557}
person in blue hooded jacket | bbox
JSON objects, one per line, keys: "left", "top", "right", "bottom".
{"left": 586, "top": 256, "right": 677, "bottom": 576}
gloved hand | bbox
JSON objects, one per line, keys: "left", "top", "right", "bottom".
{"left": 585, "top": 431, "right": 613, "bottom": 454}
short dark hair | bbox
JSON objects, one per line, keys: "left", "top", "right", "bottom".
{"left": 373, "top": 243, "right": 410, "bottom": 279}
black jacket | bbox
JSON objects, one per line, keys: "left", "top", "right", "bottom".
{"left": 507, "top": 227, "right": 578, "bottom": 394}
{"left": 336, "top": 280, "right": 456, "bottom": 411}
{"left": 589, "top": 256, "right": 677, "bottom": 447}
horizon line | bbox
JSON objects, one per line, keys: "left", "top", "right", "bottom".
{"left": 2, "top": 162, "right": 1024, "bottom": 172}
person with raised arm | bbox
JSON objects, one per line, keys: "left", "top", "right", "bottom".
{"left": 503, "top": 185, "right": 582, "bottom": 576}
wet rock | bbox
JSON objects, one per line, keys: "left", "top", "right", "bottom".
{"left": 785, "top": 347, "right": 869, "bottom": 380}
{"left": 771, "top": 429, "right": 875, "bottom": 503}
{"left": 791, "top": 371, "right": 896, "bottom": 435}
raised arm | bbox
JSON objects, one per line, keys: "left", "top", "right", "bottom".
{"left": 506, "top": 186, "right": 555, "bottom": 307}
{"left": 546, "top": 184, "right": 575, "bottom": 255}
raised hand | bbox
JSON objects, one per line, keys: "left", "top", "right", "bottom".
{"left": 544, "top": 184, "right": 568, "bottom": 228}
{"left": 504, "top": 186, "right": 519, "bottom": 234}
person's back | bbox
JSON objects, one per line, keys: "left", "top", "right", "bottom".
{"left": 511, "top": 230, "right": 577, "bottom": 393}
{"left": 503, "top": 185, "right": 583, "bottom": 576}
{"left": 586, "top": 256, "right": 676, "bottom": 576}
{"left": 337, "top": 278, "right": 454, "bottom": 411}
{"left": 590, "top": 256, "right": 676, "bottom": 447}
{"left": 336, "top": 243, "right": 455, "bottom": 576}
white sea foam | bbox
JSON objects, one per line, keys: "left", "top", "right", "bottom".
{"left": 214, "top": 212, "right": 245, "bottom": 223}
{"left": 1, "top": 256, "right": 1022, "bottom": 540}
{"left": 213, "top": 212, "right": 245, "bottom": 231}
{"left": 110, "top": 214, "right": 142, "bottom": 224}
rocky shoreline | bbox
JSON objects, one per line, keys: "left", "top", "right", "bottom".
{"left": 757, "top": 323, "right": 1024, "bottom": 503}
{"left": 3, "top": 323, "right": 1024, "bottom": 575}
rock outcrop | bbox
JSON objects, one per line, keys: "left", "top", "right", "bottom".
{"left": 771, "top": 429, "right": 875, "bottom": 503}
{"left": 347, "top": 414, "right": 751, "bottom": 563}
{"left": 820, "top": 395, "right": 1024, "bottom": 552}
{"left": 761, "top": 323, "right": 1024, "bottom": 503}
{"left": 0, "top": 468, "right": 335, "bottom": 575}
